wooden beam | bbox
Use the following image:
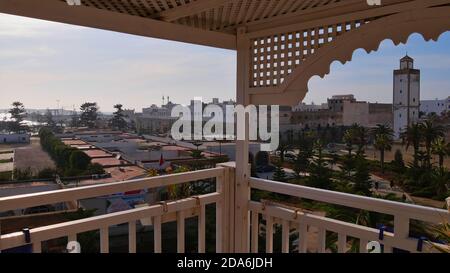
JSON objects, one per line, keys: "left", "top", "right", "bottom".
{"left": 158, "top": 0, "right": 234, "bottom": 21}
{"left": 246, "top": 0, "right": 450, "bottom": 38}
{"left": 241, "top": 0, "right": 414, "bottom": 33}
{"left": 0, "top": 0, "right": 236, "bottom": 50}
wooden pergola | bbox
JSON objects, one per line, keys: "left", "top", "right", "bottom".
{"left": 1, "top": 0, "right": 450, "bottom": 252}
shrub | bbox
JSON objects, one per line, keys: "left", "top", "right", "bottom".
{"left": 37, "top": 168, "right": 57, "bottom": 179}
{"left": 39, "top": 128, "right": 103, "bottom": 177}
{"left": 69, "top": 150, "right": 91, "bottom": 170}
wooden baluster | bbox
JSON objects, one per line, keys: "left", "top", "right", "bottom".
{"left": 198, "top": 205, "right": 206, "bottom": 253}
{"left": 384, "top": 244, "right": 393, "bottom": 253}
{"left": 153, "top": 215, "right": 162, "bottom": 253}
{"left": 298, "top": 221, "right": 308, "bottom": 253}
{"left": 128, "top": 221, "right": 136, "bottom": 253}
{"left": 359, "top": 239, "right": 368, "bottom": 253}
{"left": 317, "top": 227, "right": 326, "bottom": 253}
{"left": 338, "top": 233, "right": 347, "bottom": 253}
{"left": 0, "top": 222, "right": 2, "bottom": 253}
{"left": 281, "top": 219, "right": 290, "bottom": 253}
{"left": 265, "top": 216, "right": 273, "bottom": 253}
{"left": 177, "top": 211, "right": 185, "bottom": 253}
{"left": 100, "top": 227, "right": 109, "bottom": 253}
{"left": 251, "top": 211, "right": 259, "bottom": 253}
{"left": 68, "top": 234, "right": 77, "bottom": 243}
{"left": 32, "top": 241, "right": 42, "bottom": 253}
{"left": 215, "top": 171, "right": 224, "bottom": 253}
{"left": 394, "top": 215, "right": 409, "bottom": 249}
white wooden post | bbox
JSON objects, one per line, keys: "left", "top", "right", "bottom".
{"left": 198, "top": 204, "right": 206, "bottom": 253}
{"left": 360, "top": 238, "right": 368, "bottom": 253}
{"left": 217, "top": 162, "right": 235, "bottom": 252}
{"left": 298, "top": 221, "right": 308, "bottom": 253}
{"left": 338, "top": 233, "right": 347, "bottom": 253}
{"left": 153, "top": 215, "right": 162, "bottom": 253}
{"left": 317, "top": 227, "right": 326, "bottom": 253}
{"left": 100, "top": 227, "right": 109, "bottom": 253}
{"left": 281, "top": 219, "right": 290, "bottom": 253}
{"left": 251, "top": 211, "right": 259, "bottom": 253}
{"left": 32, "top": 241, "right": 42, "bottom": 253}
{"left": 265, "top": 216, "right": 274, "bottom": 253}
{"left": 128, "top": 221, "right": 136, "bottom": 253}
{"left": 394, "top": 215, "right": 409, "bottom": 241}
{"left": 177, "top": 210, "right": 185, "bottom": 253}
{"left": 234, "top": 26, "right": 251, "bottom": 253}
{"left": 215, "top": 167, "right": 225, "bottom": 253}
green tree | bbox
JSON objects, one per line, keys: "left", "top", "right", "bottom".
{"left": 352, "top": 156, "right": 372, "bottom": 196}
{"left": 272, "top": 163, "right": 288, "bottom": 182}
{"left": 293, "top": 149, "right": 311, "bottom": 176}
{"left": 372, "top": 124, "right": 394, "bottom": 173}
{"left": 392, "top": 149, "right": 405, "bottom": 171}
{"left": 191, "top": 150, "right": 203, "bottom": 159}
{"left": 307, "top": 140, "right": 332, "bottom": 189}
{"left": 69, "top": 150, "right": 91, "bottom": 171}
{"left": 8, "top": 101, "right": 27, "bottom": 133}
{"left": 401, "top": 123, "right": 422, "bottom": 167}
{"left": 351, "top": 124, "right": 368, "bottom": 156}
{"left": 79, "top": 102, "right": 99, "bottom": 128}
{"left": 70, "top": 111, "right": 79, "bottom": 128}
{"left": 44, "top": 109, "right": 58, "bottom": 132}
{"left": 421, "top": 120, "right": 445, "bottom": 168}
{"left": 431, "top": 168, "right": 449, "bottom": 199}
{"left": 277, "top": 141, "right": 290, "bottom": 163}
{"left": 431, "top": 137, "right": 448, "bottom": 168}
{"left": 343, "top": 129, "right": 355, "bottom": 156}
{"left": 110, "top": 104, "right": 127, "bottom": 131}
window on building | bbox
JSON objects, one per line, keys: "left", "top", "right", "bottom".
{"left": 400, "top": 90, "right": 402, "bottom": 94}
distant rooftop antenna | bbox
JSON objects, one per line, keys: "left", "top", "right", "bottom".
{"left": 162, "top": 96, "right": 165, "bottom": 105}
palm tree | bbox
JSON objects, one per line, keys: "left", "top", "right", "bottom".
{"left": 349, "top": 124, "right": 368, "bottom": 156}
{"left": 343, "top": 130, "right": 355, "bottom": 156}
{"left": 371, "top": 124, "right": 394, "bottom": 173}
{"left": 421, "top": 120, "right": 445, "bottom": 168}
{"left": 356, "top": 126, "right": 369, "bottom": 156}
{"left": 432, "top": 137, "right": 449, "bottom": 168}
{"left": 401, "top": 123, "right": 422, "bottom": 167}
{"left": 431, "top": 167, "right": 449, "bottom": 199}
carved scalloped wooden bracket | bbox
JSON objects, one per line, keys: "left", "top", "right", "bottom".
{"left": 248, "top": 6, "right": 450, "bottom": 106}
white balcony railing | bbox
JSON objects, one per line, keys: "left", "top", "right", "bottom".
{"left": 0, "top": 167, "right": 226, "bottom": 253}
{"left": 0, "top": 162, "right": 449, "bottom": 253}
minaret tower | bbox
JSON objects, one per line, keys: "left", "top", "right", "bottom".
{"left": 393, "top": 55, "right": 420, "bottom": 139}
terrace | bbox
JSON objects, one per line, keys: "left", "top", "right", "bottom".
{"left": 1, "top": 0, "right": 450, "bottom": 253}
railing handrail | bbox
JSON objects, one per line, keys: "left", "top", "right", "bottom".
{"left": 0, "top": 167, "right": 224, "bottom": 212}
{"left": 0, "top": 193, "right": 221, "bottom": 251}
{"left": 250, "top": 177, "right": 450, "bottom": 223}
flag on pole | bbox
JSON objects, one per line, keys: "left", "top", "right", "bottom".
{"left": 159, "top": 153, "right": 165, "bottom": 166}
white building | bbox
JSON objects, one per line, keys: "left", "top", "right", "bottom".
{"left": 393, "top": 55, "right": 420, "bottom": 139}
{"left": 420, "top": 96, "right": 450, "bottom": 116}
{"left": 0, "top": 133, "right": 30, "bottom": 144}
{"left": 293, "top": 102, "right": 327, "bottom": 112}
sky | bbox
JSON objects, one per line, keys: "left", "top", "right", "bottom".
{"left": 0, "top": 13, "right": 449, "bottom": 112}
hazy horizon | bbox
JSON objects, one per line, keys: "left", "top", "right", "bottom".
{"left": 1, "top": 14, "right": 449, "bottom": 112}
